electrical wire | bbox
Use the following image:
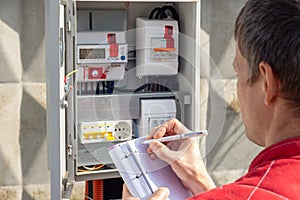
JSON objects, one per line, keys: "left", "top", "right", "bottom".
{"left": 99, "top": 75, "right": 172, "bottom": 93}
{"left": 85, "top": 195, "right": 93, "bottom": 200}
{"left": 87, "top": 180, "right": 93, "bottom": 200}
{"left": 148, "top": 5, "right": 179, "bottom": 22}
{"left": 102, "top": 82, "right": 105, "bottom": 94}
{"left": 101, "top": 81, "right": 171, "bottom": 93}
{"left": 65, "top": 69, "right": 79, "bottom": 78}
{"left": 93, "top": 180, "right": 104, "bottom": 200}
{"left": 78, "top": 164, "right": 105, "bottom": 172}
{"left": 149, "top": 7, "right": 163, "bottom": 19}
{"left": 159, "top": 5, "right": 179, "bottom": 21}
{"left": 102, "top": 82, "right": 135, "bottom": 93}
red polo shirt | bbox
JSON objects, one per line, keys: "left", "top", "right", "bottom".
{"left": 189, "top": 137, "right": 300, "bottom": 199}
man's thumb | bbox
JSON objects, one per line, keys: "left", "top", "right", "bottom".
{"left": 148, "top": 187, "right": 170, "bottom": 200}
{"left": 149, "top": 141, "right": 174, "bottom": 164}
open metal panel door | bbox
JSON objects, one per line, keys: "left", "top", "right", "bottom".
{"left": 46, "top": 0, "right": 76, "bottom": 199}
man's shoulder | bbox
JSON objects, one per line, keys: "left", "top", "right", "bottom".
{"left": 191, "top": 143, "right": 300, "bottom": 200}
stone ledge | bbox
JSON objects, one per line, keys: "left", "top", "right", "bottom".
{"left": 0, "top": 83, "right": 22, "bottom": 186}
{"left": 0, "top": 186, "right": 22, "bottom": 200}
{"left": 22, "top": 184, "right": 50, "bottom": 200}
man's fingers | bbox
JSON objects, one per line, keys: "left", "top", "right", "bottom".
{"left": 148, "top": 187, "right": 170, "bottom": 200}
{"left": 122, "top": 184, "right": 139, "bottom": 200}
{"left": 149, "top": 141, "right": 175, "bottom": 164}
{"left": 123, "top": 184, "right": 170, "bottom": 200}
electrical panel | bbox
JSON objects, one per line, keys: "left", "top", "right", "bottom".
{"left": 46, "top": 1, "right": 202, "bottom": 199}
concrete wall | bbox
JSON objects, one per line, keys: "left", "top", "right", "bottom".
{"left": 201, "top": 0, "right": 263, "bottom": 185}
{"left": 0, "top": 0, "right": 84, "bottom": 199}
{"left": 0, "top": 0, "right": 262, "bottom": 199}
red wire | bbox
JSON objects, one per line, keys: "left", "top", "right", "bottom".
{"left": 85, "top": 181, "right": 89, "bottom": 200}
{"left": 93, "top": 180, "right": 104, "bottom": 200}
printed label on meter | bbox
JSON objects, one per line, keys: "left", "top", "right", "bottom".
{"left": 150, "top": 38, "right": 177, "bottom": 62}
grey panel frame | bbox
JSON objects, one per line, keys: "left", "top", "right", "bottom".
{"left": 46, "top": 0, "right": 64, "bottom": 199}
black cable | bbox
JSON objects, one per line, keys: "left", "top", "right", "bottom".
{"left": 102, "top": 82, "right": 105, "bottom": 94}
{"left": 87, "top": 180, "right": 93, "bottom": 199}
{"left": 103, "top": 82, "right": 135, "bottom": 93}
{"left": 160, "top": 5, "right": 179, "bottom": 21}
{"left": 133, "top": 83, "right": 152, "bottom": 93}
{"left": 109, "top": 81, "right": 115, "bottom": 94}
{"left": 133, "top": 83, "right": 171, "bottom": 93}
{"left": 155, "top": 8, "right": 168, "bottom": 19}
{"left": 148, "top": 5, "right": 179, "bottom": 22}
{"left": 101, "top": 82, "right": 172, "bottom": 93}
{"left": 149, "top": 7, "right": 161, "bottom": 19}
{"left": 96, "top": 81, "right": 100, "bottom": 95}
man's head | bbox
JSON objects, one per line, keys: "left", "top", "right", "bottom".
{"left": 233, "top": 0, "right": 300, "bottom": 146}
{"left": 234, "top": 0, "right": 300, "bottom": 110}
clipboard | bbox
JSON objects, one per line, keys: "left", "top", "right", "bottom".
{"left": 108, "top": 137, "right": 192, "bottom": 200}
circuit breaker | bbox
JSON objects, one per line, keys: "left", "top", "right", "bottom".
{"left": 46, "top": 1, "right": 202, "bottom": 199}
{"left": 79, "top": 120, "right": 132, "bottom": 143}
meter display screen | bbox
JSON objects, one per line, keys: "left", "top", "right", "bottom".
{"left": 79, "top": 48, "right": 105, "bottom": 59}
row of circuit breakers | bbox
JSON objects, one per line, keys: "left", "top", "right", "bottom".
{"left": 77, "top": 16, "right": 179, "bottom": 144}
{"left": 79, "top": 99, "right": 177, "bottom": 143}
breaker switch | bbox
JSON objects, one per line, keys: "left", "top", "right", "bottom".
{"left": 108, "top": 33, "right": 119, "bottom": 58}
{"left": 88, "top": 67, "right": 104, "bottom": 80}
{"left": 164, "top": 25, "right": 174, "bottom": 48}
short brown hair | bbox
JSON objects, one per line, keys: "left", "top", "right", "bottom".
{"left": 234, "top": 0, "right": 300, "bottom": 107}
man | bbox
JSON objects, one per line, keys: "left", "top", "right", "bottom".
{"left": 123, "top": 0, "right": 300, "bottom": 199}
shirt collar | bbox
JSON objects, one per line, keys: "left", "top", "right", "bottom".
{"left": 249, "top": 136, "right": 300, "bottom": 170}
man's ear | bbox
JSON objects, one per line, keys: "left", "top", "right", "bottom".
{"left": 259, "top": 62, "right": 279, "bottom": 105}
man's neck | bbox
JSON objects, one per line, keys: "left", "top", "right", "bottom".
{"left": 265, "top": 101, "right": 300, "bottom": 147}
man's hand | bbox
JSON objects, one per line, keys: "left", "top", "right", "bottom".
{"left": 147, "top": 118, "right": 216, "bottom": 195}
{"left": 122, "top": 184, "right": 170, "bottom": 200}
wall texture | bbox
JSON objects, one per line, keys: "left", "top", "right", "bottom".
{"left": 0, "top": 0, "right": 262, "bottom": 199}
{"left": 0, "top": 0, "right": 51, "bottom": 198}
{"left": 201, "top": 0, "right": 263, "bottom": 185}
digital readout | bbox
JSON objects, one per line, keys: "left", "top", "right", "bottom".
{"left": 79, "top": 48, "right": 105, "bottom": 59}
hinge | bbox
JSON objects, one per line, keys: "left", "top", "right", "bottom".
{"left": 62, "top": 173, "right": 74, "bottom": 200}
{"left": 67, "top": 145, "right": 73, "bottom": 156}
{"left": 66, "top": 21, "right": 72, "bottom": 32}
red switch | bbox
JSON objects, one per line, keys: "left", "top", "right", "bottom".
{"left": 164, "top": 25, "right": 174, "bottom": 48}
{"left": 108, "top": 33, "right": 118, "bottom": 58}
{"left": 88, "top": 67, "right": 103, "bottom": 80}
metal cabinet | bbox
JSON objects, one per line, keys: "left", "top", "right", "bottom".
{"left": 46, "top": 0, "right": 201, "bottom": 199}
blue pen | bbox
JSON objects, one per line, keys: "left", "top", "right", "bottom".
{"left": 140, "top": 130, "right": 208, "bottom": 145}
